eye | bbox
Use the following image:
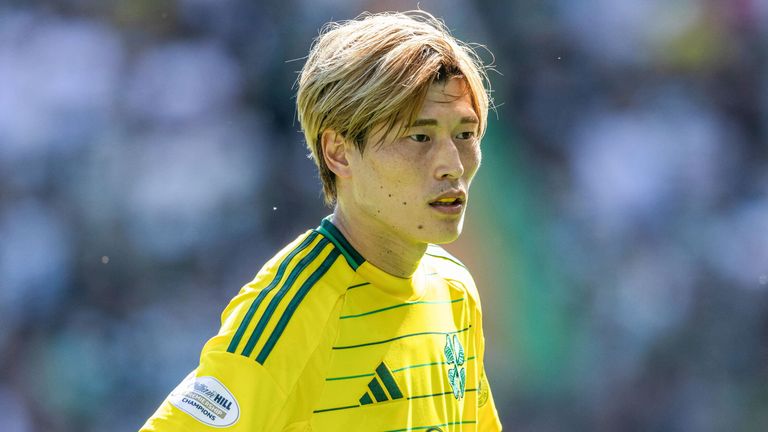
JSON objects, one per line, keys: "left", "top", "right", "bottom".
{"left": 456, "top": 131, "right": 476, "bottom": 140}
{"left": 409, "top": 134, "right": 431, "bottom": 143}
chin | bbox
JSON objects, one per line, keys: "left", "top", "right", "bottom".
{"left": 419, "top": 224, "right": 463, "bottom": 245}
{"left": 428, "top": 234, "right": 460, "bottom": 245}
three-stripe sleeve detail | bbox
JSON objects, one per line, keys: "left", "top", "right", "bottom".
{"left": 227, "top": 232, "right": 318, "bottom": 353}
{"left": 241, "top": 237, "right": 329, "bottom": 357}
{"left": 255, "top": 248, "right": 341, "bottom": 364}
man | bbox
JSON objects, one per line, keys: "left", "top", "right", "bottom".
{"left": 141, "top": 10, "right": 502, "bottom": 431}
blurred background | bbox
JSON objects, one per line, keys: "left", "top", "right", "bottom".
{"left": 1, "top": 0, "right": 767, "bottom": 430}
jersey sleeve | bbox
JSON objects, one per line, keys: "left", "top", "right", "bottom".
{"left": 477, "top": 365, "right": 502, "bottom": 430}
{"left": 141, "top": 231, "right": 346, "bottom": 431}
{"left": 140, "top": 257, "right": 298, "bottom": 432}
{"left": 475, "top": 298, "right": 503, "bottom": 431}
{"left": 140, "top": 348, "right": 288, "bottom": 431}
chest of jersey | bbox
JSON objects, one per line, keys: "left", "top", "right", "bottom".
{"left": 310, "top": 277, "right": 480, "bottom": 430}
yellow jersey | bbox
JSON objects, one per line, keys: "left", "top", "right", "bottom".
{"left": 141, "top": 217, "right": 502, "bottom": 431}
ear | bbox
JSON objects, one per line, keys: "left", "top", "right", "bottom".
{"left": 321, "top": 129, "right": 353, "bottom": 179}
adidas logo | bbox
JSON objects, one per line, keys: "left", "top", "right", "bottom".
{"left": 359, "top": 362, "right": 403, "bottom": 405}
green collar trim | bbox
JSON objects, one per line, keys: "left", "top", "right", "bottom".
{"left": 316, "top": 217, "right": 365, "bottom": 270}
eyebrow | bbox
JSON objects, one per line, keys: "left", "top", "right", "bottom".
{"left": 408, "top": 116, "right": 479, "bottom": 127}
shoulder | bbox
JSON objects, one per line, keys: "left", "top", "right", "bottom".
{"left": 219, "top": 230, "right": 353, "bottom": 354}
{"left": 424, "top": 244, "right": 483, "bottom": 311}
{"left": 199, "top": 228, "right": 356, "bottom": 389}
{"left": 215, "top": 230, "right": 321, "bottom": 337}
{"left": 425, "top": 243, "right": 470, "bottom": 271}
{"left": 147, "top": 229, "right": 357, "bottom": 429}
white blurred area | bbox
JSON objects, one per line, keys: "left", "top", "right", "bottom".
{"left": 1, "top": 0, "right": 767, "bottom": 431}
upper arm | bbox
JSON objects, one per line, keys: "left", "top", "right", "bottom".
{"left": 140, "top": 350, "right": 289, "bottom": 431}
{"left": 140, "top": 271, "right": 293, "bottom": 432}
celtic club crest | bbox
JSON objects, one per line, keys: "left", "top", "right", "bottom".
{"left": 444, "top": 334, "right": 466, "bottom": 400}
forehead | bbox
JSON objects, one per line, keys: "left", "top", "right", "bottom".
{"left": 419, "top": 78, "right": 476, "bottom": 116}
{"left": 366, "top": 77, "right": 477, "bottom": 146}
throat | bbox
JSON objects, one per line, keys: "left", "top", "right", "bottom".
{"left": 371, "top": 243, "right": 425, "bottom": 278}
{"left": 330, "top": 210, "right": 426, "bottom": 278}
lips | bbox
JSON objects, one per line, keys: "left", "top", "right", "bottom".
{"left": 429, "top": 197, "right": 465, "bottom": 206}
{"left": 428, "top": 191, "right": 466, "bottom": 215}
{"left": 428, "top": 190, "right": 466, "bottom": 206}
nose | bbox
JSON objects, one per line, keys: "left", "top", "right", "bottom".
{"left": 433, "top": 136, "right": 464, "bottom": 180}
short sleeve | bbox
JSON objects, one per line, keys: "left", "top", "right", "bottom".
{"left": 140, "top": 350, "right": 288, "bottom": 431}
{"left": 477, "top": 366, "right": 502, "bottom": 431}
{"left": 475, "top": 292, "right": 503, "bottom": 431}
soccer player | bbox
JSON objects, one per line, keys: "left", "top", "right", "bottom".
{"left": 141, "top": 10, "right": 502, "bottom": 431}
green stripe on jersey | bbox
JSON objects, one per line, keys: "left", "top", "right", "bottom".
{"left": 407, "top": 388, "right": 477, "bottom": 400}
{"left": 241, "top": 237, "right": 329, "bottom": 357}
{"left": 325, "top": 372, "right": 375, "bottom": 381}
{"left": 346, "top": 282, "right": 370, "bottom": 290}
{"left": 424, "top": 252, "right": 467, "bottom": 269}
{"left": 332, "top": 325, "right": 471, "bottom": 350}
{"left": 227, "top": 232, "right": 318, "bottom": 353}
{"left": 256, "top": 248, "right": 340, "bottom": 363}
{"left": 391, "top": 356, "right": 476, "bottom": 373}
{"left": 384, "top": 420, "right": 477, "bottom": 432}
{"left": 313, "top": 404, "right": 360, "bottom": 414}
{"left": 339, "top": 298, "right": 464, "bottom": 319}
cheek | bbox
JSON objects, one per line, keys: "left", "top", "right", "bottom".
{"left": 463, "top": 145, "right": 482, "bottom": 179}
{"left": 374, "top": 148, "right": 418, "bottom": 183}
{"left": 368, "top": 157, "right": 425, "bottom": 211}
{"left": 363, "top": 158, "right": 408, "bottom": 202}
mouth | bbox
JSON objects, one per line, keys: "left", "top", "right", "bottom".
{"left": 428, "top": 194, "right": 466, "bottom": 215}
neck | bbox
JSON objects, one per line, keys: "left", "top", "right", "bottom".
{"left": 331, "top": 205, "right": 426, "bottom": 278}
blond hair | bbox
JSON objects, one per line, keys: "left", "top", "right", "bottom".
{"left": 296, "top": 10, "right": 492, "bottom": 205}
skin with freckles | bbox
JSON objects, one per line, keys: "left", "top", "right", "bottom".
{"left": 322, "top": 77, "right": 481, "bottom": 278}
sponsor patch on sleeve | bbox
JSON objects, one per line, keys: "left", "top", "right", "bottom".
{"left": 478, "top": 370, "right": 490, "bottom": 408}
{"left": 168, "top": 372, "right": 240, "bottom": 427}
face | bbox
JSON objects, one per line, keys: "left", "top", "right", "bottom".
{"left": 344, "top": 77, "right": 482, "bottom": 245}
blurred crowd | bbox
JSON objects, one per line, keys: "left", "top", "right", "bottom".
{"left": 1, "top": 0, "right": 767, "bottom": 431}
